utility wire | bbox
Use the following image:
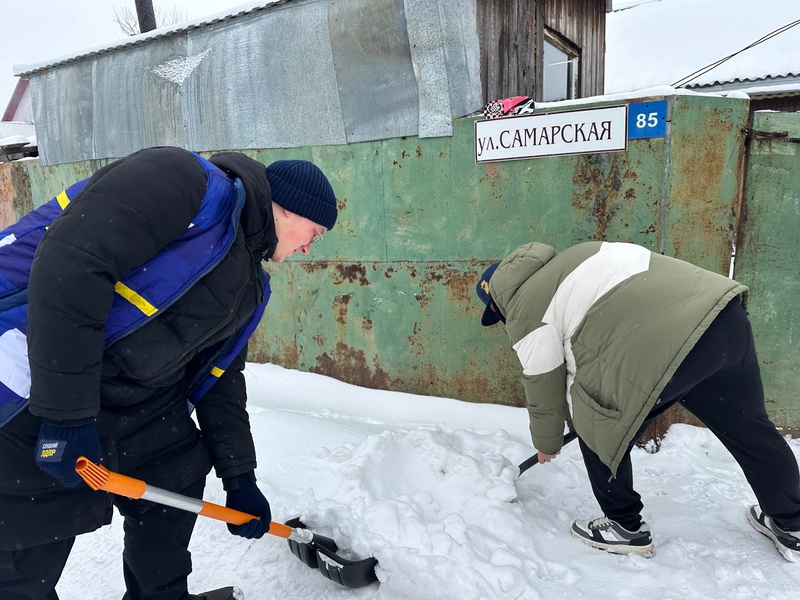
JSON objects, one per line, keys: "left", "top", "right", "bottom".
{"left": 672, "top": 18, "right": 800, "bottom": 88}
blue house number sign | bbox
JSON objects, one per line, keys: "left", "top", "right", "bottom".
{"left": 627, "top": 100, "right": 667, "bottom": 139}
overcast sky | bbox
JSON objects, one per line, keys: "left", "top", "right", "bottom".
{"left": 0, "top": 1, "right": 264, "bottom": 114}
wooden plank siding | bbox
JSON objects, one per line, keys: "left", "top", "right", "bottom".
{"left": 477, "top": 1, "right": 538, "bottom": 102}
{"left": 750, "top": 95, "right": 800, "bottom": 114}
{"left": 477, "top": 0, "right": 606, "bottom": 104}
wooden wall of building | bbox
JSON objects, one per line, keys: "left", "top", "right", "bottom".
{"left": 750, "top": 95, "right": 800, "bottom": 114}
{"left": 477, "top": 0, "right": 606, "bottom": 104}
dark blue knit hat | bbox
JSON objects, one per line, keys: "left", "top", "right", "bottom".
{"left": 476, "top": 262, "right": 503, "bottom": 326}
{"left": 265, "top": 160, "right": 338, "bottom": 230}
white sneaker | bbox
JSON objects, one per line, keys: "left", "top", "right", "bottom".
{"left": 748, "top": 505, "right": 800, "bottom": 562}
{"left": 570, "top": 516, "right": 654, "bottom": 557}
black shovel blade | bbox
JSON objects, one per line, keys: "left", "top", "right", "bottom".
{"left": 284, "top": 517, "right": 378, "bottom": 589}
{"left": 285, "top": 517, "right": 335, "bottom": 569}
{"left": 313, "top": 537, "right": 379, "bottom": 588}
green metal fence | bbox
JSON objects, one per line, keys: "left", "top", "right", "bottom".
{"left": 250, "top": 94, "right": 748, "bottom": 407}
{"left": 0, "top": 93, "right": 750, "bottom": 411}
{"left": 735, "top": 111, "right": 800, "bottom": 434}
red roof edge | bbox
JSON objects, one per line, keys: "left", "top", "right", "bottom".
{"left": 2, "top": 79, "right": 30, "bottom": 122}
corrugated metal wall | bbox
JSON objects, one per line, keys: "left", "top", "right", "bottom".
{"left": 0, "top": 93, "right": 751, "bottom": 410}
{"left": 735, "top": 111, "right": 800, "bottom": 434}
{"left": 23, "top": 0, "right": 482, "bottom": 165}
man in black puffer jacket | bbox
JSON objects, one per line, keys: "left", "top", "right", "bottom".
{"left": 0, "top": 147, "right": 338, "bottom": 600}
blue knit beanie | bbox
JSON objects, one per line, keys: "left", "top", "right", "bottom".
{"left": 265, "top": 160, "right": 337, "bottom": 230}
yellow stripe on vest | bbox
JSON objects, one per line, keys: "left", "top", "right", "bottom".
{"left": 114, "top": 282, "right": 158, "bottom": 316}
{"left": 56, "top": 190, "right": 70, "bottom": 209}
{"left": 210, "top": 367, "right": 224, "bottom": 378}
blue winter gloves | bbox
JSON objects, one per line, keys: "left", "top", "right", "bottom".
{"left": 34, "top": 420, "right": 101, "bottom": 488}
{"left": 224, "top": 472, "right": 271, "bottom": 539}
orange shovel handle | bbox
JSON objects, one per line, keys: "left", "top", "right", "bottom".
{"left": 75, "top": 456, "right": 293, "bottom": 539}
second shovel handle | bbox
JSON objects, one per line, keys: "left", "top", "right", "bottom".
{"left": 517, "top": 430, "right": 579, "bottom": 475}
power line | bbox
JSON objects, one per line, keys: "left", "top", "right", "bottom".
{"left": 672, "top": 18, "right": 800, "bottom": 88}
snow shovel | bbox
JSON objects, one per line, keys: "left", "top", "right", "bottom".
{"left": 74, "top": 457, "right": 378, "bottom": 589}
{"left": 517, "top": 430, "right": 579, "bottom": 475}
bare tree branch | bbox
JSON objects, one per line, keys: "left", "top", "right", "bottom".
{"left": 113, "top": 7, "right": 140, "bottom": 37}
{"left": 112, "top": 4, "right": 189, "bottom": 37}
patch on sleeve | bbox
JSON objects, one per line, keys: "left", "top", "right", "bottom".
{"left": 37, "top": 439, "right": 66, "bottom": 462}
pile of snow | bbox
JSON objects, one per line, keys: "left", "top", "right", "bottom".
{"left": 59, "top": 363, "right": 800, "bottom": 599}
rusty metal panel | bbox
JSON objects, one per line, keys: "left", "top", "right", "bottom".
{"left": 0, "top": 163, "right": 23, "bottom": 228}
{"left": 735, "top": 111, "right": 800, "bottom": 433}
{"left": 242, "top": 95, "right": 746, "bottom": 406}
{"left": 23, "top": 159, "right": 111, "bottom": 210}
{"left": 256, "top": 259, "right": 526, "bottom": 405}
{"left": 661, "top": 94, "right": 749, "bottom": 272}
{"left": 379, "top": 111, "right": 664, "bottom": 263}
{"left": 247, "top": 142, "right": 388, "bottom": 262}
{"left": 5, "top": 94, "right": 753, "bottom": 411}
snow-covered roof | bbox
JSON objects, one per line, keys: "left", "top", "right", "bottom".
{"left": 13, "top": 0, "right": 278, "bottom": 77}
{"left": 606, "top": 0, "right": 800, "bottom": 95}
{"left": 21, "top": 0, "right": 482, "bottom": 165}
{"left": 0, "top": 123, "right": 37, "bottom": 162}
{"left": 0, "top": 123, "right": 34, "bottom": 143}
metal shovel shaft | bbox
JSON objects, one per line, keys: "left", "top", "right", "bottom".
{"left": 74, "top": 456, "right": 310, "bottom": 542}
{"left": 517, "top": 430, "right": 579, "bottom": 475}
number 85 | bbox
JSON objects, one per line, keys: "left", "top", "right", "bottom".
{"left": 636, "top": 112, "right": 659, "bottom": 128}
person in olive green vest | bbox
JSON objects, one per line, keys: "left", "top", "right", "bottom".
{"left": 476, "top": 241, "right": 800, "bottom": 560}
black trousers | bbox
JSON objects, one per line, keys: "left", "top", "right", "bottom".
{"left": 580, "top": 299, "right": 800, "bottom": 531}
{"left": 0, "top": 537, "right": 74, "bottom": 600}
{"left": 0, "top": 478, "right": 205, "bottom": 600}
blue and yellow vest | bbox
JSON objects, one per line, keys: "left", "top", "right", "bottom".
{"left": 0, "top": 154, "right": 270, "bottom": 427}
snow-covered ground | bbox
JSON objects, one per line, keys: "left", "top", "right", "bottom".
{"left": 60, "top": 363, "right": 800, "bottom": 599}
